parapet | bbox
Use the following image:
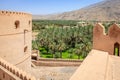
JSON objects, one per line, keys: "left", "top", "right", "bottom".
{"left": 70, "top": 49, "right": 109, "bottom": 80}
{"left": 108, "top": 24, "right": 120, "bottom": 39}
{"left": 0, "top": 57, "right": 36, "bottom": 80}
{"left": 93, "top": 23, "right": 120, "bottom": 38}
{"left": 0, "top": 10, "right": 31, "bottom": 16}
{"left": 93, "top": 23, "right": 106, "bottom": 36}
{"left": 70, "top": 49, "right": 120, "bottom": 80}
{"left": 93, "top": 23, "right": 120, "bottom": 55}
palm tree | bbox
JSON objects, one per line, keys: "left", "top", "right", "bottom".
{"left": 48, "top": 42, "right": 56, "bottom": 58}
{"left": 68, "top": 48, "right": 74, "bottom": 59}
{"left": 75, "top": 48, "right": 82, "bottom": 59}
{"left": 75, "top": 43, "right": 86, "bottom": 59}
{"left": 57, "top": 41, "right": 66, "bottom": 58}
{"left": 34, "top": 21, "right": 94, "bottom": 59}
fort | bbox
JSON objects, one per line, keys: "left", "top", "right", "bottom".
{"left": 70, "top": 23, "right": 120, "bottom": 80}
{"left": 0, "top": 10, "right": 32, "bottom": 72}
{"left": 0, "top": 10, "right": 35, "bottom": 80}
{"left": 0, "top": 10, "right": 120, "bottom": 80}
{"left": 93, "top": 23, "right": 120, "bottom": 56}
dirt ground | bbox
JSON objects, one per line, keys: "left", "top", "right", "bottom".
{"left": 31, "top": 32, "right": 78, "bottom": 80}
{"left": 31, "top": 66, "right": 78, "bottom": 80}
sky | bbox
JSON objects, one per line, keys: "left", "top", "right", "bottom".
{"left": 0, "top": 0, "right": 103, "bottom": 15}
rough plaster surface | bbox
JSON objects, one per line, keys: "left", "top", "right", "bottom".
{"left": 0, "top": 11, "right": 32, "bottom": 72}
{"left": 93, "top": 23, "right": 120, "bottom": 55}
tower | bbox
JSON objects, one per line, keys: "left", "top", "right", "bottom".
{"left": 0, "top": 11, "right": 32, "bottom": 72}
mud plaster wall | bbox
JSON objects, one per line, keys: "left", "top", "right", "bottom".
{"left": 93, "top": 23, "right": 120, "bottom": 55}
{"left": 0, "top": 11, "right": 32, "bottom": 72}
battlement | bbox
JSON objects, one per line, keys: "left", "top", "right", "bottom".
{"left": 70, "top": 49, "right": 109, "bottom": 80}
{"left": 0, "top": 57, "right": 36, "bottom": 80}
{"left": 93, "top": 23, "right": 120, "bottom": 55}
{"left": 93, "top": 23, "right": 120, "bottom": 36}
{"left": 0, "top": 10, "right": 31, "bottom": 16}
{"left": 0, "top": 10, "right": 32, "bottom": 73}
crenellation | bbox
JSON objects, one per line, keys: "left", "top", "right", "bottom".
{"left": 6, "top": 66, "right": 9, "bottom": 71}
{"left": 3, "top": 64, "right": 6, "bottom": 69}
{"left": 93, "top": 23, "right": 120, "bottom": 55}
{"left": 0, "top": 10, "right": 34, "bottom": 80}
{"left": 0, "top": 57, "right": 36, "bottom": 80}
{"left": 12, "top": 69, "right": 15, "bottom": 74}
{"left": 0, "top": 10, "right": 31, "bottom": 17}
{"left": 0, "top": 10, "right": 32, "bottom": 73}
{"left": 16, "top": 71, "right": 19, "bottom": 77}
{"left": 10, "top": 68, "right": 13, "bottom": 72}
{"left": 1, "top": 11, "right": 4, "bottom": 13}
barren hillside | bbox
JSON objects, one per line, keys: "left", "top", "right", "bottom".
{"left": 33, "top": 0, "right": 120, "bottom": 21}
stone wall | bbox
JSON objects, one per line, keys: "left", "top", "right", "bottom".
{"left": 93, "top": 23, "right": 120, "bottom": 55}
{"left": 32, "top": 58, "right": 82, "bottom": 66}
{"left": 0, "top": 10, "right": 32, "bottom": 72}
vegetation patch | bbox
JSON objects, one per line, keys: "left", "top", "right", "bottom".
{"left": 32, "top": 20, "right": 94, "bottom": 60}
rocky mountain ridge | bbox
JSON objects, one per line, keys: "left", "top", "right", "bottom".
{"left": 33, "top": 0, "right": 120, "bottom": 21}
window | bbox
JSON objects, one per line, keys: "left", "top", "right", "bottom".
{"left": 29, "top": 20, "right": 31, "bottom": 25}
{"left": 15, "top": 20, "right": 20, "bottom": 29}
{"left": 24, "top": 30, "right": 28, "bottom": 45}
{"left": 24, "top": 46, "right": 28, "bottom": 52}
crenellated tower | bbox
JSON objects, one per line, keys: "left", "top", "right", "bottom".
{"left": 0, "top": 11, "right": 32, "bottom": 72}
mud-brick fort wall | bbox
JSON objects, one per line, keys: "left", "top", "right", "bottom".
{"left": 0, "top": 11, "right": 32, "bottom": 72}
{"left": 93, "top": 23, "right": 120, "bottom": 55}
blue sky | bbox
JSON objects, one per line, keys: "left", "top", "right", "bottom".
{"left": 0, "top": 0, "right": 103, "bottom": 15}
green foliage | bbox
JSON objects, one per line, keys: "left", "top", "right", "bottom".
{"left": 32, "top": 20, "right": 93, "bottom": 60}
{"left": 32, "top": 20, "right": 79, "bottom": 31}
{"left": 115, "top": 48, "right": 119, "bottom": 56}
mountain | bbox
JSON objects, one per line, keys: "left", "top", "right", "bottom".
{"left": 33, "top": 0, "right": 120, "bottom": 21}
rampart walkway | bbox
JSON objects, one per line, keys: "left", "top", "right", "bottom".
{"left": 70, "top": 49, "right": 120, "bottom": 80}
{"left": 0, "top": 57, "right": 36, "bottom": 80}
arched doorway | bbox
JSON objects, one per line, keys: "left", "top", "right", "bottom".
{"left": 114, "top": 42, "right": 119, "bottom": 56}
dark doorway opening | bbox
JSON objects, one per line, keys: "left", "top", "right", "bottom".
{"left": 114, "top": 42, "right": 119, "bottom": 56}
